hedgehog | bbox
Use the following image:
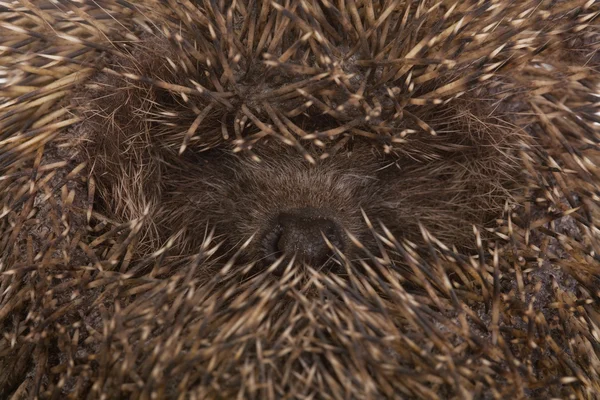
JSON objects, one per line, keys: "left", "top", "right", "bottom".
{"left": 1, "top": 0, "right": 599, "bottom": 399}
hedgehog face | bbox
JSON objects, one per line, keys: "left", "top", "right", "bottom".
{"left": 74, "top": 34, "right": 520, "bottom": 273}
{"left": 79, "top": 102, "right": 515, "bottom": 272}
{"left": 159, "top": 141, "right": 378, "bottom": 269}
{"left": 162, "top": 133, "right": 514, "bottom": 270}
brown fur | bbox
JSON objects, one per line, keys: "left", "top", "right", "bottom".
{"left": 1, "top": 1, "right": 599, "bottom": 399}
{"left": 73, "top": 35, "right": 521, "bottom": 266}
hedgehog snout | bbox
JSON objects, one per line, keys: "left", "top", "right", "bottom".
{"left": 261, "top": 208, "right": 344, "bottom": 272}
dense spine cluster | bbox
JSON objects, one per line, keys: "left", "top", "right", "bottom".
{"left": 1, "top": 0, "right": 600, "bottom": 399}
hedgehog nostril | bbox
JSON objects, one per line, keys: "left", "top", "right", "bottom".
{"left": 262, "top": 208, "right": 344, "bottom": 271}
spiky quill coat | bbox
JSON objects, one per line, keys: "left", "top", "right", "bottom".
{"left": 1, "top": 0, "right": 600, "bottom": 399}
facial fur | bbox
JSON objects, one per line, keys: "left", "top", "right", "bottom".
{"left": 73, "top": 34, "right": 521, "bottom": 269}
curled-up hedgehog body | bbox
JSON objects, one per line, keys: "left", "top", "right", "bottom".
{"left": 1, "top": 0, "right": 600, "bottom": 399}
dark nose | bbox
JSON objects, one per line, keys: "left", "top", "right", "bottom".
{"left": 262, "top": 208, "right": 345, "bottom": 268}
